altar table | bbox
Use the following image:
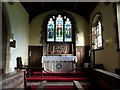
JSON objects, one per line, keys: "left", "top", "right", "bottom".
{"left": 42, "top": 56, "right": 77, "bottom": 73}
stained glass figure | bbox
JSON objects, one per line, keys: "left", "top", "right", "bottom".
{"left": 64, "top": 18, "right": 72, "bottom": 42}
{"left": 47, "top": 18, "right": 54, "bottom": 42}
{"left": 47, "top": 14, "right": 72, "bottom": 42}
{"left": 56, "top": 15, "right": 63, "bottom": 42}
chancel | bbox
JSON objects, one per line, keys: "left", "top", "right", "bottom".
{"left": 1, "top": 1, "right": 120, "bottom": 90}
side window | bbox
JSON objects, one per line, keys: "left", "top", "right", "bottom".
{"left": 91, "top": 13, "right": 103, "bottom": 50}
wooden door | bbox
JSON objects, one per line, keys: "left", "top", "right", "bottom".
{"left": 76, "top": 46, "right": 90, "bottom": 67}
{"left": 28, "top": 46, "right": 43, "bottom": 67}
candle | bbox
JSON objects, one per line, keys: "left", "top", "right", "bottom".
{"left": 47, "top": 44, "right": 49, "bottom": 53}
{"left": 53, "top": 46, "right": 55, "bottom": 51}
{"left": 72, "top": 44, "right": 73, "bottom": 51}
{"left": 66, "top": 46, "right": 67, "bottom": 51}
{"left": 89, "top": 50, "right": 90, "bottom": 56}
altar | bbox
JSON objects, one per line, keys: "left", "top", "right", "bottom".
{"left": 42, "top": 55, "right": 77, "bottom": 73}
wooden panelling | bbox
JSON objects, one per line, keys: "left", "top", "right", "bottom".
{"left": 28, "top": 46, "right": 43, "bottom": 67}
{"left": 76, "top": 46, "right": 90, "bottom": 67}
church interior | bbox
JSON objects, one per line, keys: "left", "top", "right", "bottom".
{"left": 1, "top": 1, "right": 120, "bottom": 90}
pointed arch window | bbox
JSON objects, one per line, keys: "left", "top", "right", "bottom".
{"left": 91, "top": 13, "right": 103, "bottom": 50}
{"left": 47, "top": 18, "right": 55, "bottom": 42}
{"left": 64, "top": 18, "right": 72, "bottom": 42}
{"left": 47, "top": 14, "right": 72, "bottom": 42}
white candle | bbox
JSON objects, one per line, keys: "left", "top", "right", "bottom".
{"left": 47, "top": 44, "right": 49, "bottom": 53}
{"left": 53, "top": 46, "right": 55, "bottom": 51}
{"left": 72, "top": 44, "right": 73, "bottom": 51}
{"left": 89, "top": 50, "right": 90, "bottom": 56}
{"left": 66, "top": 46, "right": 67, "bottom": 51}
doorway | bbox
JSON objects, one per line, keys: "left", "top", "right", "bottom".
{"left": 28, "top": 46, "right": 43, "bottom": 67}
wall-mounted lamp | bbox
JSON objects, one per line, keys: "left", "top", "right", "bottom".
{"left": 10, "top": 40, "right": 16, "bottom": 48}
{"left": 10, "top": 33, "right": 16, "bottom": 48}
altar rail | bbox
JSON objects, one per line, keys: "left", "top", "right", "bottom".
{"left": 93, "top": 69, "right": 120, "bottom": 90}
{"left": 0, "top": 70, "right": 25, "bottom": 89}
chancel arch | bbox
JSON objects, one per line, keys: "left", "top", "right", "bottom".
{"left": 41, "top": 11, "right": 77, "bottom": 73}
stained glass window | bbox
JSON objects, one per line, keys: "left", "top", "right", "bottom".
{"left": 47, "top": 14, "right": 72, "bottom": 42}
{"left": 92, "top": 14, "right": 103, "bottom": 50}
{"left": 56, "top": 15, "right": 63, "bottom": 42}
{"left": 47, "top": 18, "right": 54, "bottom": 42}
{"left": 64, "top": 18, "right": 72, "bottom": 42}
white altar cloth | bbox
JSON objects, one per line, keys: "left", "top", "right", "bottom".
{"left": 42, "top": 56, "right": 77, "bottom": 63}
{"left": 42, "top": 56, "right": 77, "bottom": 73}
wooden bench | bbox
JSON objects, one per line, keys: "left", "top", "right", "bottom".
{"left": 73, "top": 80, "right": 84, "bottom": 90}
{"left": 94, "top": 69, "right": 120, "bottom": 90}
{"left": 0, "top": 71, "right": 25, "bottom": 89}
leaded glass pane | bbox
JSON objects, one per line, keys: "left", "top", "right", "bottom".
{"left": 98, "top": 21, "right": 101, "bottom": 35}
{"left": 97, "top": 21, "right": 102, "bottom": 48}
{"left": 47, "top": 18, "right": 54, "bottom": 42}
{"left": 92, "top": 18, "right": 102, "bottom": 50}
{"left": 64, "top": 18, "right": 72, "bottom": 42}
{"left": 56, "top": 15, "right": 63, "bottom": 42}
{"left": 97, "top": 35, "right": 102, "bottom": 47}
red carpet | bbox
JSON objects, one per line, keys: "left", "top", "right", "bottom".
{"left": 31, "top": 85, "right": 75, "bottom": 90}
{"left": 27, "top": 71, "right": 91, "bottom": 82}
{"left": 32, "top": 71, "right": 85, "bottom": 75}
{"left": 31, "top": 85, "right": 37, "bottom": 90}
{"left": 28, "top": 71, "right": 92, "bottom": 90}
{"left": 27, "top": 76, "right": 90, "bottom": 82}
{"left": 46, "top": 85, "right": 74, "bottom": 90}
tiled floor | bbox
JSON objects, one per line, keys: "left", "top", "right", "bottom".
{"left": 27, "top": 81, "right": 41, "bottom": 86}
{"left": 27, "top": 81, "right": 91, "bottom": 86}
{"left": 27, "top": 81, "right": 73, "bottom": 86}
{"left": 47, "top": 82, "right": 73, "bottom": 86}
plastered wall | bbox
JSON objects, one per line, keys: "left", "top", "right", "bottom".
{"left": 4, "top": 2, "right": 29, "bottom": 72}
{"left": 29, "top": 10, "right": 90, "bottom": 46}
{"left": 90, "top": 2, "right": 119, "bottom": 72}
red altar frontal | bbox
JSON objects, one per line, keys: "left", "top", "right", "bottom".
{"left": 42, "top": 55, "right": 77, "bottom": 73}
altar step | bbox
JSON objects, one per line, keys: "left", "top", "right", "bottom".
{"left": 30, "top": 82, "right": 92, "bottom": 90}
{"left": 27, "top": 68, "right": 93, "bottom": 82}
{"left": 46, "top": 85, "right": 74, "bottom": 90}
{"left": 27, "top": 76, "right": 91, "bottom": 82}
{"left": 31, "top": 68, "right": 92, "bottom": 77}
{"left": 46, "top": 85, "right": 92, "bottom": 90}
{"left": 31, "top": 71, "right": 86, "bottom": 76}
